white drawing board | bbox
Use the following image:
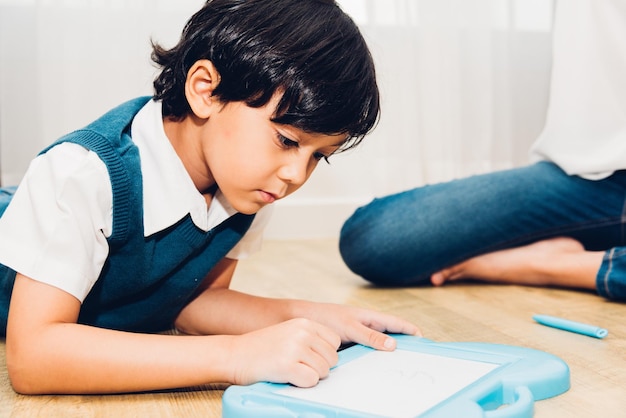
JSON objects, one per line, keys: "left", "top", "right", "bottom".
{"left": 277, "top": 349, "right": 499, "bottom": 417}
{"left": 222, "top": 335, "right": 570, "bottom": 418}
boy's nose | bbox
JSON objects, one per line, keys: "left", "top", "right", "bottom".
{"left": 278, "top": 156, "right": 310, "bottom": 186}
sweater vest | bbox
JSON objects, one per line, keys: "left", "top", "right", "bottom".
{"left": 0, "top": 97, "right": 255, "bottom": 335}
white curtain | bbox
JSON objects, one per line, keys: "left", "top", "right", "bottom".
{"left": 0, "top": 0, "right": 205, "bottom": 186}
{"left": 0, "top": 0, "right": 555, "bottom": 238}
{"left": 326, "top": 0, "right": 555, "bottom": 195}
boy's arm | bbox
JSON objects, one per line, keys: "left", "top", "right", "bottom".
{"left": 175, "top": 257, "right": 298, "bottom": 334}
{"left": 6, "top": 273, "right": 340, "bottom": 394}
{"left": 176, "top": 258, "right": 421, "bottom": 351}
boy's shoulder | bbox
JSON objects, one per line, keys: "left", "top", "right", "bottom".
{"left": 41, "top": 96, "right": 152, "bottom": 156}
{"left": 84, "top": 96, "right": 152, "bottom": 134}
{"left": 38, "top": 97, "right": 151, "bottom": 245}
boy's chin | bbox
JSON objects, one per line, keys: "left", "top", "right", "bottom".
{"left": 231, "top": 201, "right": 265, "bottom": 215}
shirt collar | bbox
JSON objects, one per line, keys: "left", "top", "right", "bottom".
{"left": 131, "top": 99, "right": 237, "bottom": 237}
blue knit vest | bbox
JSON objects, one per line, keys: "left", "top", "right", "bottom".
{"left": 0, "top": 97, "right": 255, "bottom": 334}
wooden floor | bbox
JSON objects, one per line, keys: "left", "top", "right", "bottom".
{"left": 1, "top": 239, "right": 625, "bottom": 417}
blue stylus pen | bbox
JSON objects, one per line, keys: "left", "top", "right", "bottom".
{"left": 533, "top": 314, "right": 608, "bottom": 339}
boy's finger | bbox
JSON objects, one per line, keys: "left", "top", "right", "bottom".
{"left": 313, "top": 322, "right": 342, "bottom": 350}
{"left": 385, "top": 319, "right": 422, "bottom": 337}
{"left": 364, "top": 312, "right": 422, "bottom": 338}
{"left": 355, "top": 328, "right": 397, "bottom": 351}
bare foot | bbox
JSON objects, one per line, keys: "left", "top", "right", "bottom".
{"left": 430, "top": 237, "right": 603, "bottom": 290}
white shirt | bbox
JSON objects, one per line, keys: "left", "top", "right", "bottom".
{"left": 0, "top": 99, "right": 271, "bottom": 302}
{"left": 529, "top": 0, "right": 626, "bottom": 180}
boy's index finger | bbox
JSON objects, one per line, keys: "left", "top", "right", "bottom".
{"left": 370, "top": 312, "right": 423, "bottom": 338}
{"left": 389, "top": 320, "right": 422, "bottom": 338}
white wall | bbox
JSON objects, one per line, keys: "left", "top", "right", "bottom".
{"left": 0, "top": 0, "right": 554, "bottom": 239}
{"left": 0, "top": 0, "right": 203, "bottom": 185}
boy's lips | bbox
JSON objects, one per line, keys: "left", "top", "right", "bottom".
{"left": 259, "top": 190, "right": 279, "bottom": 203}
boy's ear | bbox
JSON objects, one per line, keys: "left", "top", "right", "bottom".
{"left": 185, "top": 59, "right": 222, "bottom": 119}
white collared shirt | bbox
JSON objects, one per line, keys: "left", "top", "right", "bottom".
{"left": 0, "top": 99, "right": 271, "bottom": 302}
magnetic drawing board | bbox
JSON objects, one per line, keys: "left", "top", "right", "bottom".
{"left": 222, "top": 335, "right": 570, "bottom": 418}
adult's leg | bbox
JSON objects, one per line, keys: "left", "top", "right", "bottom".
{"left": 434, "top": 240, "right": 626, "bottom": 301}
{"left": 339, "top": 162, "right": 626, "bottom": 286}
{"left": 430, "top": 237, "right": 602, "bottom": 290}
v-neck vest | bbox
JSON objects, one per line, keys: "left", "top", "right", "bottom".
{"left": 0, "top": 97, "right": 255, "bottom": 334}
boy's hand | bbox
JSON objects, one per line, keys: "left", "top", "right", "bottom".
{"left": 300, "top": 302, "right": 422, "bottom": 351}
{"left": 229, "top": 318, "right": 341, "bottom": 388}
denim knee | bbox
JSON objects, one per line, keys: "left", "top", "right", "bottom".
{"left": 339, "top": 201, "right": 398, "bottom": 285}
{"left": 338, "top": 194, "right": 437, "bottom": 286}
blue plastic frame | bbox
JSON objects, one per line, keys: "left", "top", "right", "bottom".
{"left": 222, "top": 335, "right": 570, "bottom": 418}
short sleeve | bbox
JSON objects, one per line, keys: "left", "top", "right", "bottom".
{"left": 0, "top": 143, "right": 113, "bottom": 302}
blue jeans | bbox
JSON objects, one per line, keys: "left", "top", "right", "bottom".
{"left": 339, "top": 162, "right": 626, "bottom": 301}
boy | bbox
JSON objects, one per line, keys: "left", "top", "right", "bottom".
{"left": 0, "top": 0, "right": 419, "bottom": 394}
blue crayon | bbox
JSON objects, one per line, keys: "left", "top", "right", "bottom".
{"left": 533, "top": 314, "right": 608, "bottom": 339}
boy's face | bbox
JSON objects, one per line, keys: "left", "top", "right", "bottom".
{"left": 201, "top": 94, "right": 346, "bottom": 215}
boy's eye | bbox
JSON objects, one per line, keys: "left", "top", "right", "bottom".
{"left": 313, "top": 152, "right": 330, "bottom": 164}
{"left": 277, "top": 133, "right": 298, "bottom": 148}
{"left": 277, "top": 132, "right": 331, "bottom": 164}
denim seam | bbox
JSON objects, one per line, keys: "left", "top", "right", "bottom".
{"left": 522, "top": 216, "right": 622, "bottom": 244}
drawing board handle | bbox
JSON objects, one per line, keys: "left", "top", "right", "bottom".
{"left": 484, "top": 386, "right": 534, "bottom": 418}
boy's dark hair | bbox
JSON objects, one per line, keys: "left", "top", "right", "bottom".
{"left": 151, "top": 0, "right": 379, "bottom": 151}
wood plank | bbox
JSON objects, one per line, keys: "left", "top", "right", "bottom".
{"left": 1, "top": 239, "right": 624, "bottom": 417}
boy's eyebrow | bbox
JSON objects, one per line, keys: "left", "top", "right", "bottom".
{"left": 319, "top": 139, "right": 347, "bottom": 154}
{"left": 331, "top": 134, "right": 350, "bottom": 147}
{"left": 323, "top": 137, "right": 350, "bottom": 153}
